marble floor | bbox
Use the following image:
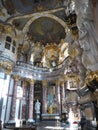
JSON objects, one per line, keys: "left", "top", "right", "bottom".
{"left": 2, "top": 120, "right": 81, "bottom": 130}
{"left": 36, "top": 120, "right": 81, "bottom": 130}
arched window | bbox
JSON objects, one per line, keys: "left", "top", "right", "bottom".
{"left": 5, "top": 36, "right": 12, "bottom": 50}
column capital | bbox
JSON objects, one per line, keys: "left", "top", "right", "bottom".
{"left": 42, "top": 80, "right": 47, "bottom": 86}
{"left": 55, "top": 80, "right": 61, "bottom": 86}
{"left": 29, "top": 79, "right": 35, "bottom": 85}
{"left": 0, "top": 63, "right": 3, "bottom": 68}
{"left": 13, "top": 75, "right": 20, "bottom": 81}
{"left": 60, "top": 82, "right": 64, "bottom": 87}
{"left": 5, "top": 68, "right": 12, "bottom": 75}
{"left": 23, "top": 80, "right": 27, "bottom": 86}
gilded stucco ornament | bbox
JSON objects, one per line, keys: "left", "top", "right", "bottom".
{"left": 28, "top": 79, "right": 35, "bottom": 85}
{"left": 23, "top": 81, "right": 28, "bottom": 87}
{"left": 42, "top": 80, "right": 47, "bottom": 86}
{"left": 0, "top": 63, "right": 2, "bottom": 68}
{"left": 85, "top": 70, "right": 98, "bottom": 85}
{"left": 42, "top": 43, "right": 60, "bottom": 68}
{"left": 13, "top": 75, "right": 20, "bottom": 81}
{"left": 69, "top": 46, "right": 78, "bottom": 61}
{"left": 5, "top": 68, "right": 12, "bottom": 75}
{"left": 17, "top": 44, "right": 23, "bottom": 59}
{"left": 64, "top": 0, "right": 79, "bottom": 40}
{"left": 65, "top": 73, "right": 80, "bottom": 84}
{"left": 0, "top": 22, "right": 15, "bottom": 36}
{"left": 59, "top": 39, "right": 69, "bottom": 63}
{"left": 0, "top": 60, "right": 14, "bottom": 71}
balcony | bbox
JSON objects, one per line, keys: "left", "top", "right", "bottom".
{"left": 12, "top": 56, "right": 69, "bottom": 80}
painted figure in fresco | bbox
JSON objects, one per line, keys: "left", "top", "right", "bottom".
{"left": 35, "top": 99, "right": 41, "bottom": 114}
{"left": 75, "top": 0, "right": 98, "bottom": 70}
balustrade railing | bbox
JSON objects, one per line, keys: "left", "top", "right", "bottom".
{"left": 16, "top": 56, "right": 69, "bottom": 73}
{"left": 13, "top": 56, "right": 70, "bottom": 80}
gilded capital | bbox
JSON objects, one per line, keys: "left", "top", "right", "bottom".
{"left": 0, "top": 63, "right": 2, "bottom": 68}
{"left": 29, "top": 79, "right": 35, "bottom": 85}
{"left": 69, "top": 47, "right": 79, "bottom": 60}
{"left": 13, "top": 75, "right": 20, "bottom": 81}
{"left": 5, "top": 68, "right": 12, "bottom": 75}
{"left": 23, "top": 80, "right": 28, "bottom": 87}
{"left": 60, "top": 81, "right": 64, "bottom": 87}
{"left": 55, "top": 79, "right": 61, "bottom": 86}
{"left": 42, "top": 80, "right": 47, "bottom": 86}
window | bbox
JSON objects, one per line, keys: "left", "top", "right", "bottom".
{"left": 13, "top": 40, "right": 16, "bottom": 47}
{"left": 12, "top": 46, "right": 15, "bottom": 53}
{"left": 6, "top": 36, "right": 12, "bottom": 43}
{"left": 5, "top": 42, "right": 10, "bottom": 50}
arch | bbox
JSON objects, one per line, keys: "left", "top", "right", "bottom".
{"left": 23, "top": 13, "right": 66, "bottom": 32}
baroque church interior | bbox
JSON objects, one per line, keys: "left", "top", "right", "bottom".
{"left": 0, "top": 0, "right": 98, "bottom": 130}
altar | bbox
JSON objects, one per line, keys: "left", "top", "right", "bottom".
{"left": 41, "top": 114, "right": 60, "bottom": 121}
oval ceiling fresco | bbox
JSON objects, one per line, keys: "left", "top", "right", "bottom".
{"left": 27, "top": 17, "right": 66, "bottom": 44}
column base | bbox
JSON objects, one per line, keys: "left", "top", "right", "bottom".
{"left": 27, "top": 119, "right": 35, "bottom": 125}
{"left": 35, "top": 113, "right": 41, "bottom": 123}
{"left": 5, "top": 120, "right": 16, "bottom": 127}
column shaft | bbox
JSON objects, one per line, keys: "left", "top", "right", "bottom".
{"left": 42, "top": 85, "right": 47, "bottom": 114}
{"left": 28, "top": 81, "right": 34, "bottom": 120}
{"left": 10, "top": 77, "right": 19, "bottom": 121}
{"left": 55, "top": 82, "right": 61, "bottom": 114}
{"left": 61, "top": 82, "right": 66, "bottom": 113}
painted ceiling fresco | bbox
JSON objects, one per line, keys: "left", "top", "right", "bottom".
{"left": 2, "top": 0, "right": 65, "bottom": 14}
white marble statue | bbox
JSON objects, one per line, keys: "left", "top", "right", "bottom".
{"left": 35, "top": 99, "right": 41, "bottom": 114}
{"left": 75, "top": 0, "right": 98, "bottom": 71}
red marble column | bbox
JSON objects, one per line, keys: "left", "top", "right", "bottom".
{"left": 55, "top": 81, "right": 61, "bottom": 114}
{"left": 28, "top": 80, "right": 34, "bottom": 122}
{"left": 61, "top": 82, "right": 66, "bottom": 113}
{"left": 10, "top": 76, "right": 20, "bottom": 121}
{"left": 42, "top": 81, "right": 47, "bottom": 114}
{"left": 22, "top": 81, "right": 27, "bottom": 119}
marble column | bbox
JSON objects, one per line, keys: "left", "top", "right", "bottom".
{"left": 21, "top": 81, "right": 27, "bottom": 119}
{"left": 9, "top": 75, "right": 20, "bottom": 123}
{"left": 42, "top": 81, "right": 47, "bottom": 114}
{"left": 55, "top": 80, "right": 61, "bottom": 114}
{"left": 27, "top": 79, "right": 35, "bottom": 123}
{"left": 61, "top": 82, "right": 66, "bottom": 113}
{"left": 1, "top": 69, "right": 11, "bottom": 124}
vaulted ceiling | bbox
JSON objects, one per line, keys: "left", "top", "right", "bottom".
{"left": 0, "top": 0, "right": 85, "bottom": 89}
{"left": 1, "top": 0, "right": 71, "bottom": 66}
{"left": 2, "top": 0, "right": 66, "bottom": 44}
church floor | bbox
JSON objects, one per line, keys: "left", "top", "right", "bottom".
{"left": 36, "top": 120, "right": 81, "bottom": 130}
{"left": 2, "top": 120, "right": 81, "bottom": 130}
